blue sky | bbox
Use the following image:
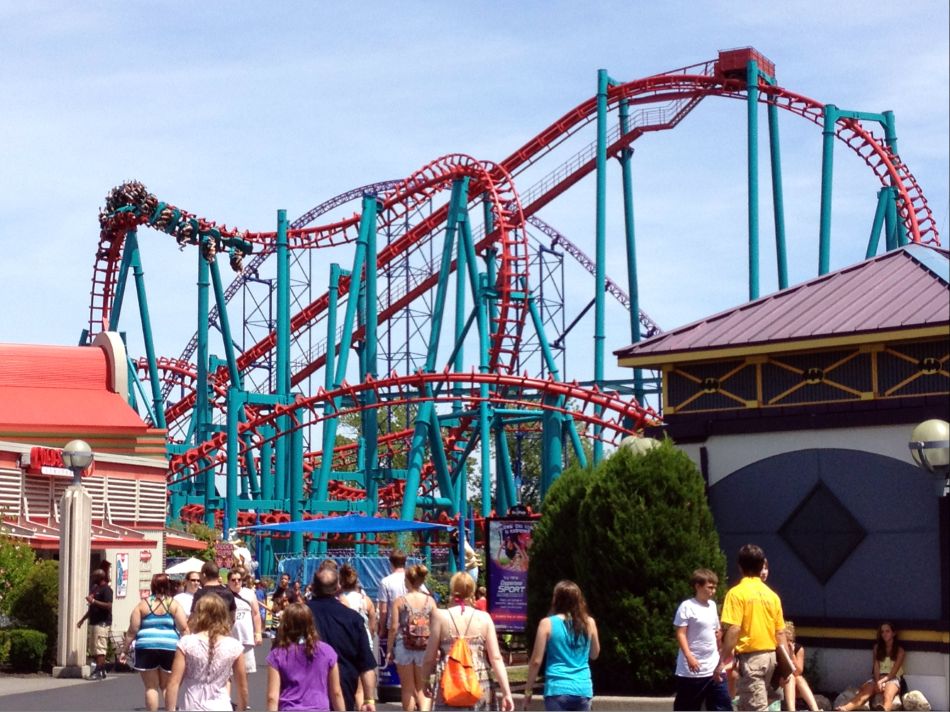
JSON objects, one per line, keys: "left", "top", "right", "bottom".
{"left": 1, "top": 2, "right": 947, "bottom": 393}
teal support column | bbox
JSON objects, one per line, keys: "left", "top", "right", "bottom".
{"left": 866, "top": 189, "right": 890, "bottom": 258}
{"left": 593, "top": 68, "right": 609, "bottom": 464}
{"left": 325, "top": 264, "right": 341, "bottom": 392}
{"left": 767, "top": 95, "right": 789, "bottom": 289}
{"left": 618, "top": 99, "right": 644, "bottom": 402}
{"left": 818, "top": 104, "right": 839, "bottom": 275}
{"left": 477, "top": 274, "right": 492, "bottom": 517}
{"left": 225, "top": 388, "right": 240, "bottom": 535}
{"left": 540, "top": 397, "right": 562, "bottom": 499}
{"left": 362, "top": 196, "right": 380, "bottom": 515}
{"left": 126, "top": 231, "right": 167, "bottom": 427}
{"left": 108, "top": 231, "right": 135, "bottom": 332}
{"left": 209, "top": 260, "right": 244, "bottom": 390}
{"left": 401, "top": 402, "right": 434, "bottom": 520}
{"left": 275, "top": 210, "right": 291, "bottom": 510}
{"left": 884, "top": 187, "right": 899, "bottom": 251}
{"left": 493, "top": 427, "right": 514, "bottom": 514}
{"left": 290, "top": 416, "right": 304, "bottom": 553}
{"left": 317, "top": 212, "right": 369, "bottom": 499}
{"left": 746, "top": 60, "right": 761, "bottom": 299}
{"left": 882, "top": 111, "right": 909, "bottom": 246}
{"left": 260, "top": 426, "right": 275, "bottom": 499}
{"left": 196, "top": 248, "right": 215, "bottom": 527}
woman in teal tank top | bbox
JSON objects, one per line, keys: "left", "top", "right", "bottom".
{"left": 524, "top": 580, "right": 601, "bottom": 711}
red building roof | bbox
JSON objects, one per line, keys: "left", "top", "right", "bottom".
{"left": 0, "top": 342, "right": 164, "bottom": 454}
{"left": 616, "top": 245, "right": 949, "bottom": 366}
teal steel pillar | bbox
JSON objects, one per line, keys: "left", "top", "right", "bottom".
{"left": 882, "top": 111, "right": 908, "bottom": 246}
{"left": 540, "top": 397, "right": 562, "bottom": 499}
{"left": 126, "top": 231, "right": 167, "bottom": 427}
{"left": 290, "top": 415, "right": 304, "bottom": 553}
{"left": 196, "top": 247, "right": 215, "bottom": 527}
{"left": 746, "top": 60, "right": 761, "bottom": 299}
{"left": 618, "top": 99, "right": 644, "bottom": 402}
{"left": 766, "top": 95, "right": 789, "bottom": 290}
{"left": 275, "top": 210, "right": 291, "bottom": 512}
{"left": 593, "top": 68, "right": 609, "bottom": 464}
{"left": 362, "top": 196, "right": 380, "bottom": 515}
{"left": 818, "top": 105, "right": 839, "bottom": 275}
{"left": 225, "top": 388, "right": 240, "bottom": 535}
{"left": 325, "top": 264, "right": 341, "bottom": 392}
{"left": 866, "top": 189, "right": 890, "bottom": 258}
{"left": 884, "top": 186, "right": 899, "bottom": 251}
{"left": 260, "top": 426, "right": 275, "bottom": 499}
{"left": 477, "top": 274, "right": 492, "bottom": 517}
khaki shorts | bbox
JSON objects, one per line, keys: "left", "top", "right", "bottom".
{"left": 88, "top": 624, "right": 111, "bottom": 656}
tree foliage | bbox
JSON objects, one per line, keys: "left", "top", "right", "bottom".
{"left": 527, "top": 440, "right": 725, "bottom": 694}
{"left": 0, "top": 532, "right": 36, "bottom": 616}
{"left": 7, "top": 559, "right": 60, "bottom": 667}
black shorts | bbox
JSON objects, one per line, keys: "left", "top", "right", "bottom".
{"left": 132, "top": 647, "right": 176, "bottom": 673}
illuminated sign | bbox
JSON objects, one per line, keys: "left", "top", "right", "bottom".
{"left": 26, "top": 446, "right": 95, "bottom": 478}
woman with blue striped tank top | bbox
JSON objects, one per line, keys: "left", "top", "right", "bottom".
{"left": 120, "top": 573, "right": 189, "bottom": 712}
{"left": 523, "top": 580, "right": 601, "bottom": 711}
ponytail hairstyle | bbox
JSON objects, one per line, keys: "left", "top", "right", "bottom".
{"left": 549, "top": 580, "right": 591, "bottom": 647}
{"left": 405, "top": 564, "right": 429, "bottom": 590}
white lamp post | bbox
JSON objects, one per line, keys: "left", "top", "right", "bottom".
{"left": 53, "top": 440, "right": 95, "bottom": 678}
{"left": 908, "top": 419, "right": 950, "bottom": 497}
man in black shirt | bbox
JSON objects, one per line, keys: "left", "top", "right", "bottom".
{"left": 77, "top": 569, "right": 112, "bottom": 680}
{"left": 192, "top": 560, "right": 237, "bottom": 619}
{"left": 308, "top": 566, "right": 377, "bottom": 711}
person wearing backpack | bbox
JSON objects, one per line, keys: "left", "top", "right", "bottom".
{"left": 522, "top": 580, "right": 600, "bottom": 711}
{"left": 420, "top": 572, "right": 514, "bottom": 711}
{"left": 387, "top": 564, "right": 435, "bottom": 711}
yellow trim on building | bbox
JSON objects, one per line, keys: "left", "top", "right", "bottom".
{"left": 796, "top": 627, "right": 950, "bottom": 645}
{"left": 618, "top": 326, "right": 948, "bottom": 368}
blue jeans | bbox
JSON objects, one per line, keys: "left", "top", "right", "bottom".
{"left": 544, "top": 694, "right": 592, "bottom": 711}
{"left": 674, "top": 674, "right": 733, "bottom": 711}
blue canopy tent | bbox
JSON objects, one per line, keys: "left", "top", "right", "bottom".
{"left": 238, "top": 513, "right": 454, "bottom": 535}
{"left": 237, "top": 514, "right": 460, "bottom": 597}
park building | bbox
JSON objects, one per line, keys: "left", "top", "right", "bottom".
{"left": 0, "top": 332, "right": 205, "bottom": 630}
{"left": 616, "top": 243, "right": 949, "bottom": 709}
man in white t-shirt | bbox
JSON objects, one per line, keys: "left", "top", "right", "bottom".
{"left": 377, "top": 549, "right": 408, "bottom": 638}
{"left": 227, "top": 569, "right": 262, "bottom": 675}
{"left": 672, "top": 568, "right": 731, "bottom": 711}
{"left": 173, "top": 571, "right": 202, "bottom": 616}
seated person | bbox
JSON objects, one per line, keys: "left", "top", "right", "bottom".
{"left": 836, "top": 622, "right": 906, "bottom": 711}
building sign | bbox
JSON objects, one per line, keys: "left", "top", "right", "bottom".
{"left": 214, "top": 541, "right": 234, "bottom": 569}
{"left": 115, "top": 552, "right": 129, "bottom": 598}
{"left": 486, "top": 518, "right": 535, "bottom": 633}
{"left": 26, "top": 447, "right": 73, "bottom": 477}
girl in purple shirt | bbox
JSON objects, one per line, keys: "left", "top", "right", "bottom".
{"left": 266, "top": 603, "right": 345, "bottom": 711}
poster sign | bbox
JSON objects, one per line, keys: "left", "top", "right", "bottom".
{"left": 214, "top": 541, "right": 234, "bottom": 568}
{"left": 115, "top": 552, "right": 129, "bottom": 598}
{"left": 486, "top": 518, "right": 535, "bottom": 632}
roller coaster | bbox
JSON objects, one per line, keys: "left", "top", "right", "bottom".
{"left": 82, "top": 48, "right": 940, "bottom": 570}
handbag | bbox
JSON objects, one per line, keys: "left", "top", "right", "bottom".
{"left": 770, "top": 643, "right": 796, "bottom": 688}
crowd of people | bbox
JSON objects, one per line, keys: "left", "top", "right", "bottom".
{"left": 74, "top": 543, "right": 912, "bottom": 712}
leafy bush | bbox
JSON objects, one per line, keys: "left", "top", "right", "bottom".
{"left": 527, "top": 440, "right": 725, "bottom": 694}
{"left": 7, "top": 559, "right": 59, "bottom": 667}
{"left": 0, "top": 628, "right": 10, "bottom": 666}
{"left": 6, "top": 629, "right": 47, "bottom": 672}
{"left": 0, "top": 532, "right": 37, "bottom": 616}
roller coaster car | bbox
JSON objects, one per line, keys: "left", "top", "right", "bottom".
{"left": 716, "top": 47, "right": 775, "bottom": 81}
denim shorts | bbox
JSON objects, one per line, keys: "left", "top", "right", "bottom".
{"left": 544, "top": 694, "right": 592, "bottom": 711}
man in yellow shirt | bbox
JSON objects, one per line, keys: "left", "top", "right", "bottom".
{"left": 721, "top": 544, "right": 787, "bottom": 711}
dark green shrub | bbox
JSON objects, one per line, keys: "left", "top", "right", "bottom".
{"left": 527, "top": 440, "right": 726, "bottom": 695}
{"left": 0, "top": 628, "right": 10, "bottom": 666}
{"left": 7, "top": 559, "right": 59, "bottom": 667}
{"left": 6, "top": 629, "right": 46, "bottom": 673}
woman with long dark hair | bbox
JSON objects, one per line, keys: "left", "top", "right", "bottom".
{"left": 523, "top": 580, "right": 601, "bottom": 712}
{"left": 120, "top": 573, "right": 189, "bottom": 711}
{"left": 836, "top": 622, "right": 906, "bottom": 711}
{"left": 266, "top": 602, "right": 344, "bottom": 711}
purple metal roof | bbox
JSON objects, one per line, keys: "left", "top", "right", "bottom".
{"left": 615, "top": 245, "right": 949, "bottom": 361}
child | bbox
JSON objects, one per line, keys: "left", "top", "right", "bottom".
{"left": 266, "top": 602, "right": 344, "bottom": 711}
{"left": 165, "top": 594, "right": 248, "bottom": 711}
{"left": 672, "top": 568, "right": 731, "bottom": 711}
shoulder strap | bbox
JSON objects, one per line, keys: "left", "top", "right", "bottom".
{"left": 448, "top": 608, "right": 474, "bottom": 638}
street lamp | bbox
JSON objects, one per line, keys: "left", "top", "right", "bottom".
{"left": 908, "top": 419, "right": 950, "bottom": 497}
{"left": 53, "top": 440, "right": 95, "bottom": 678}
{"left": 62, "top": 439, "right": 94, "bottom": 483}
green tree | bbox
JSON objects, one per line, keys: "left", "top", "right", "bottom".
{"left": 0, "top": 532, "right": 36, "bottom": 616}
{"left": 527, "top": 439, "right": 725, "bottom": 694}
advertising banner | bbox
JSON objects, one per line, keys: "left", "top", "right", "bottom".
{"left": 115, "top": 552, "right": 129, "bottom": 598}
{"left": 486, "top": 518, "right": 535, "bottom": 632}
